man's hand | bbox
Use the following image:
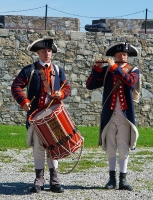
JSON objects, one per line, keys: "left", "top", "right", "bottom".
{"left": 22, "top": 102, "right": 31, "bottom": 111}
{"left": 54, "top": 91, "right": 62, "bottom": 99}
{"left": 107, "top": 57, "right": 115, "bottom": 66}
{"left": 94, "top": 59, "right": 104, "bottom": 68}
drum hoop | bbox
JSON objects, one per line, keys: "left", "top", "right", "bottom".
{"left": 28, "top": 103, "right": 62, "bottom": 121}
{"left": 29, "top": 104, "right": 64, "bottom": 126}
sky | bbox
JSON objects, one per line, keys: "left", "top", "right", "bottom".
{"left": 1, "top": 0, "right": 153, "bottom": 31}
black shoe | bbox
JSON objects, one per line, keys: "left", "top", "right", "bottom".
{"left": 104, "top": 179, "right": 116, "bottom": 189}
{"left": 104, "top": 171, "right": 116, "bottom": 189}
{"left": 119, "top": 172, "right": 133, "bottom": 191}
{"left": 30, "top": 185, "right": 44, "bottom": 193}
{"left": 119, "top": 184, "right": 133, "bottom": 191}
{"left": 50, "top": 184, "right": 64, "bottom": 193}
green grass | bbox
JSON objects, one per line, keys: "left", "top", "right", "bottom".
{"left": 0, "top": 125, "right": 153, "bottom": 150}
{"left": 57, "top": 149, "right": 108, "bottom": 173}
{"left": 137, "top": 127, "right": 153, "bottom": 147}
{"left": 78, "top": 126, "right": 100, "bottom": 148}
{"left": 0, "top": 125, "right": 153, "bottom": 176}
{"left": 0, "top": 155, "right": 13, "bottom": 163}
{"left": 58, "top": 159, "right": 108, "bottom": 173}
{"left": 20, "top": 164, "right": 34, "bottom": 172}
{"left": 0, "top": 125, "right": 27, "bottom": 150}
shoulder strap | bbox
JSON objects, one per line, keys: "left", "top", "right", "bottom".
{"left": 54, "top": 64, "right": 59, "bottom": 75}
{"left": 103, "top": 66, "right": 110, "bottom": 86}
{"left": 27, "top": 63, "right": 35, "bottom": 95}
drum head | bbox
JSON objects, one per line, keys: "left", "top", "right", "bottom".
{"left": 33, "top": 104, "right": 60, "bottom": 120}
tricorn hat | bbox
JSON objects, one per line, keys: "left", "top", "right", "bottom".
{"left": 27, "top": 37, "right": 57, "bottom": 53}
{"left": 106, "top": 42, "right": 138, "bottom": 57}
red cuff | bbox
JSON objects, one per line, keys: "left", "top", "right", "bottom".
{"left": 20, "top": 99, "right": 30, "bottom": 108}
{"left": 61, "top": 91, "right": 65, "bottom": 99}
{"left": 93, "top": 65, "right": 103, "bottom": 72}
{"left": 109, "top": 64, "right": 118, "bottom": 73}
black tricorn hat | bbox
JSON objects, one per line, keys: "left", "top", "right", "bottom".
{"left": 106, "top": 42, "right": 138, "bottom": 57}
{"left": 27, "top": 37, "right": 57, "bottom": 53}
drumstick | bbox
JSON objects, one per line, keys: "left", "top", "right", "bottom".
{"left": 46, "top": 80, "right": 66, "bottom": 110}
{"left": 29, "top": 96, "right": 36, "bottom": 106}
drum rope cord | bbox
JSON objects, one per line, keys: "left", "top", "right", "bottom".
{"left": 47, "top": 118, "right": 84, "bottom": 174}
{"left": 29, "top": 101, "right": 84, "bottom": 174}
{"left": 51, "top": 109, "right": 80, "bottom": 146}
{"left": 47, "top": 144, "right": 84, "bottom": 175}
{"left": 32, "top": 123, "right": 50, "bottom": 148}
{"left": 33, "top": 119, "right": 77, "bottom": 158}
{"left": 32, "top": 121, "right": 84, "bottom": 174}
{"left": 30, "top": 108, "right": 84, "bottom": 174}
{"left": 45, "top": 113, "right": 83, "bottom": 158}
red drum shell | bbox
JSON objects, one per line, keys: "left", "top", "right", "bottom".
{"left": 28, "top": 103, "right": 84, "bottom": 159}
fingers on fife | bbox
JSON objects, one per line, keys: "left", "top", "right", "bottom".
{"left": 95, "top": 57, "right": 115, "bottom": 68}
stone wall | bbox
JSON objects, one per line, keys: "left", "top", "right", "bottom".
{"left": 104, "top": 19, "right": 153, "bottom": 35}
{"left": 1, "top": 15, "right": 153, "bottom": 34}
{"left": 0, "top": 29, "right": 153, "bottom": 127}
{"left": 1, "top": 15, "right": 80, "bottom": 31}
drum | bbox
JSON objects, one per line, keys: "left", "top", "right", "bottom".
{"left": 28, "top": 102, "right": 84, "bottom": 160}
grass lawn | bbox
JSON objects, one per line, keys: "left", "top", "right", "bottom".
{"left": 0, "top": 125, "right": 152, "bottom": 149}
{"left": 0, "top": 125, "right": 153, "bottom": 174}
{"left": 0, "top": 125, "right": 27, "bottom": 149}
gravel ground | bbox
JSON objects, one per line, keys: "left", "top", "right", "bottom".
{"left": 0, "top": 147, "right": 153, "bottom": 200}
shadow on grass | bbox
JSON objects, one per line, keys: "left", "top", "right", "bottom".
{"left": 63, "top": 185, "right": 102, "bottom": 190}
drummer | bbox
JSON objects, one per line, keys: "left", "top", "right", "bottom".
{"left": 11, "top": 37, "right": 71, "bottom": 193}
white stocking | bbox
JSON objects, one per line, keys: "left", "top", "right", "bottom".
{"left": 47, "top": 157, "right": 58, "bottom": 169}
{"left": 119, "top": 156, "right": 129, "bottom": 173}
